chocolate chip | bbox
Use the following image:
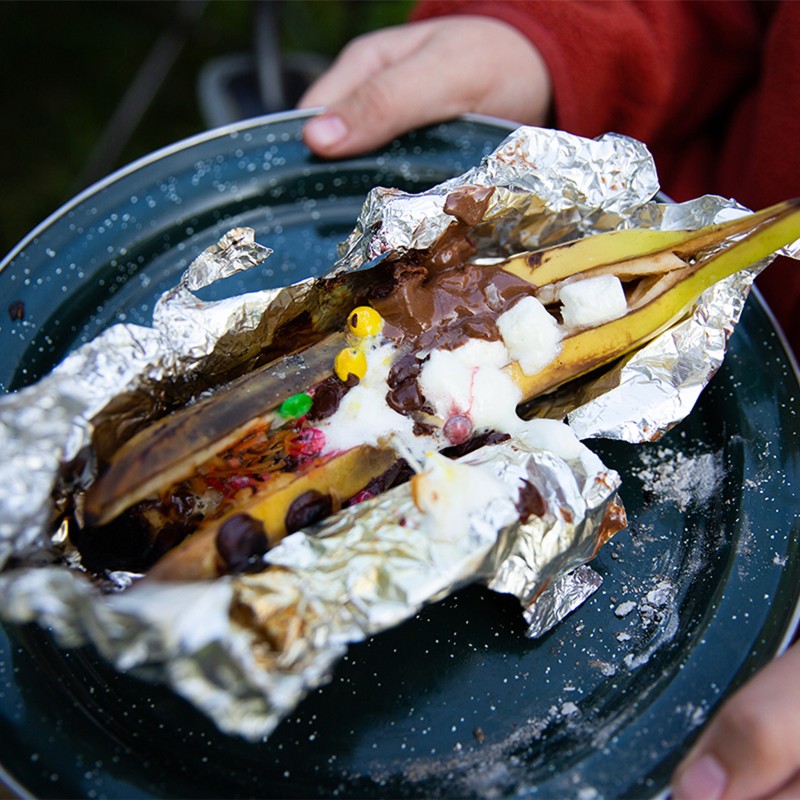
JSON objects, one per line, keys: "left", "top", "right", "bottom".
{"left": 216, "top": 513, "right": 269, "bottom": 573}
{"left": 440, "top": 430, "right": 510, "bottom": 459}
{"left": 308, "top": 374, "right": 357, "bottom": 421}
{"left": 285, "top": 490, "right": 333, "bottom": 534}
{"left": 386, "top": 376, "right": 425, "bottom": 414}
{"left": 387, "top": 351, "right": 421, "bottom": 386}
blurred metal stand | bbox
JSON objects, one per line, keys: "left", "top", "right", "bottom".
{"left": 197, "top": 0, "right": 328, "bottom": 128}
{"left": 74, "top": 0, "right": 328, "bottom": 192}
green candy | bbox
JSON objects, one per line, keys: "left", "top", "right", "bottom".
{"left": 278, "top": 392, "right": 313, "bottom": 419}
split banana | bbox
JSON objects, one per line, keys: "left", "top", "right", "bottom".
{"left": 503, "top": 199, "right": 800, "bottom": 397}
{"left": 79, "top": 198, "right": 800, "bottom": 579}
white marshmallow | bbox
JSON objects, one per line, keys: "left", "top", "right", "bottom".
{"left": 559, "top": 274, "right": 627, "bottom": 329}
{"left": 496, "top": 295, "right": 562, "bottom": 376}
{"left": 418, "top": 340, "right": 522, "bottom": 435}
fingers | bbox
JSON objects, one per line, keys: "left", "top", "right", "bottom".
{"left": 672, "top": 641, "right": 800, "bottom": 800}
{"left": 298, "top": 24, "right": 429, "bottom": 110}
{"left": 298, "top": 17, "right": 552, "bottom": 158}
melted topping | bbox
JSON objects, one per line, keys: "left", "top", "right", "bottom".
{"left": 308, "top": 374, "right": 358, "bottom": 421}
{"left": 385, "top": 351, "right": 425, "bottom": 414}
{"left": 374, "top": 258, "right": 538, "bottom": 352}
{"left": 216, "top": 513, "right": 270, "bottom": 573}
{"left": 285, "top": 490, "right": 334, "bottom": 534}
{"left": 443, "top": 185, "right": 494, "bottom": 226}
{"left": 516, "top": 480, "right": 547, "bottom": 521}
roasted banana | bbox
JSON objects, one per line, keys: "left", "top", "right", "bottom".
{"left": 79, "top": 197, "right": 800, "bottom": 579}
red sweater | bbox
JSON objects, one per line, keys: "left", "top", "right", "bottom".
{"left": 413, "top": 1, "right": 800, "bottom": 353}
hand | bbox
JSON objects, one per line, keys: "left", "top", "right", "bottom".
{"left": 297, "top": 16, "right": 552, "bottom": 158}
{"left": 672, "top": 639, "right": 800, "bottom": 799}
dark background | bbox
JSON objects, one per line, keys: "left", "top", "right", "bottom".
{"left": 0, "top": 0, "right": 413, "bottom": 259}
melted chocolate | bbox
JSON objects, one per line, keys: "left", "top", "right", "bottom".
{"left": 443, "top": 185, "right": 495, "bottom": 226}
{"left": 386, "top": 378, "right": 426, "bottom": 414}
{"left": 373, "top": 254, "right": 538, "bottom": 350}
{"left": 440, "top": 430, "right": 510, "bottom": 459}
{"left": 516, "top": 480, "right": 547, "bottom": 521}
{"left": 285, "top": 490, "right": 334, "bottom": 534}
{"left": 216, "top": 513, "right": 269, "bottom": 573}
{"left": 343, "top": 459, "right": 415, "bottom": 507}
{"left": 377, "top": 236, "right": 541, "bottom": 421}
{"left": 385, "top": 350, "right": 424, "bottom": 414}
{"left": 308, "top": 374, "right": 358, "bottom": 421}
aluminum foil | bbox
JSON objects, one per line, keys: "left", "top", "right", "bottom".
{"left": 0, "top": 124, "right": 794, "bottom": 740}
{"left": 336, "top": 127, "right": 660, "bottom": 270}
{"left": 1, "top": 433, "right": 622, "bottom": 740}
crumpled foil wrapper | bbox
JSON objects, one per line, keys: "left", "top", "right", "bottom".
{"left": 0, "top": 124, "right": 796, "bottom": 740}
{"left": 1, "top": 436, "right": 621, "bottom": 739}
{"left": 337, "top": 127, "right": 660, "bottom": 268}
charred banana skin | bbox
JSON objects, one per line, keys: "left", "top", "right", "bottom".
{"left": 85, "top": 333, "right": 347, "bottom": 527}
{"left": 83, "top": 199, "right": 800, "bottom": 579}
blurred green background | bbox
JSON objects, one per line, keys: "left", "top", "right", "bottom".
{"left": 0, "top": 0, "right": 413, "bottom": 258}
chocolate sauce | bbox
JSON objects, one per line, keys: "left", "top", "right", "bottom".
{"left": 387, "top": 378, "right": 426, "bottom": 414}
{"left": 373, "top": 248, "right": 538, "bottom": 350}
{"left": 440, "top": 430, "right": 510, "bottom": 459}
{"left": 443, "top": 185, "right": 495, "bottom": 226}
{"left": 343, "top": 459, "right": 415, "bottom": 507}
{"left": 516, "top": 480, "right": 547, "bottom": 521}
{"left": 375, "top": 193, "right": 540, "bottom": 416}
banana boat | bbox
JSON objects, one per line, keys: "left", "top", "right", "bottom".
{"left": 75, "top": 197, "right": 800, "bottom": 580}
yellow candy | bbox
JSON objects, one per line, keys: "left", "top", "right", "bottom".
{"left": 347, "top": 306, "right": 383, "bottom": 338}
{"left": 334, "top": 347, "right": 368, "bottom": 381}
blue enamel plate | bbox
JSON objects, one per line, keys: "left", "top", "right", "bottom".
{"left": 1, "top": 112, "right": 799, "bottom": 799}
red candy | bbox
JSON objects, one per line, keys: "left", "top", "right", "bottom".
{"left": 286, "top": 427, "right": 326, "bottom": 459}
{"left": 443, "top": 414, "right": 473, "bottom": 446}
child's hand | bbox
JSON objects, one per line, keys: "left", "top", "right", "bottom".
{"left": 298, "top": 16, "right": 551, "bottom": 158}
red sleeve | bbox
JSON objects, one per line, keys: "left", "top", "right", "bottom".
{"left": 411, "top": 1, "right": 763, "bottom": 181}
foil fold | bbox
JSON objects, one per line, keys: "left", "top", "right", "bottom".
{"left": 336, "top": 128, "right": 659, "bottom": 270}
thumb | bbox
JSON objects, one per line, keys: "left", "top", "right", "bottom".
{"left": 301, "top": 91, "right": 423, "bottom": 158}
{"left": 672, "top": 640, "right": 800, "bottom": 800}
{"left": 300, "top": 17, "right": 551, "bottom": 159}
{"left": 299, "top": 23, "right": 438, "bottom": 158}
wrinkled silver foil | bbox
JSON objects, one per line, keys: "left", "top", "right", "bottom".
{"left": 337, "top": 127, "right": 660, "bottom": 269}
{"left": 1, "top": 435, "right": 620, "bottom": 739}
{"left": 0, "top": 124, "right": 796, "bottom": 740}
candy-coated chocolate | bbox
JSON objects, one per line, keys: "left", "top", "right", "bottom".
{"left": 347, "top": 306, "right": 384, "bottom": 338}
{"left": 286, "top": 428, "right": 326, "bottom": 458}
{"left": 334, "top": 347, "right": 368, "bottom": 381}
{"left": 443, "top": 414, "right": 474, "bottom": 446}
{"left": 278, "top": 392, "right": 313, "bottom": 419}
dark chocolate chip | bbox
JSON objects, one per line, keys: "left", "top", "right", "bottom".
{"left": 285, "top": 490, "right": 333, "bottom": 534}
{"left": 386, "top": 376, "right": 425, "bottom": 414}
{"left": 216, "top": 513, "right": 269, "bottom": 573}
{"left": 308, "top": 374, "right": 357, "bottom": 421}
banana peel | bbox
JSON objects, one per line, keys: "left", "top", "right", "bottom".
{"left": 81, "top": 198, "right": 800, "bottom": 579}
{"left": 505, "top": 198, "right": 800, "bottom": 398}
{"left": 85, "top": 332, "right": 347, "bottom": 526}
